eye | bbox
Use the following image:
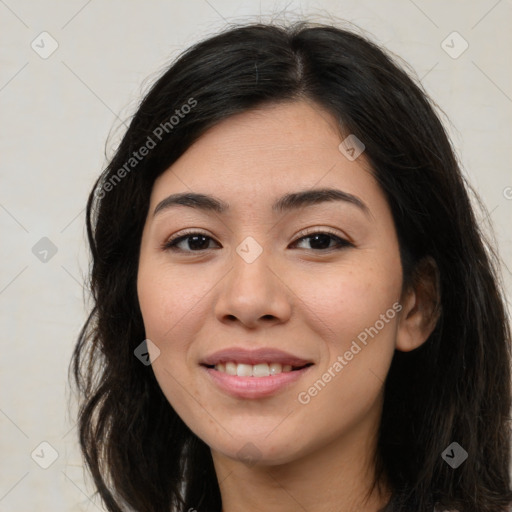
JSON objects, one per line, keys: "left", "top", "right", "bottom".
{"left": 162, "top": 229, "right": 353, "bottom": 253}
{"left": 290, "top": 229, "right": 353, "bottom": 251}
{"left": 162, "top": 231, "right": 220, "bottom": 252}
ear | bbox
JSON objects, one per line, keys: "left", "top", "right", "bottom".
{"left": 396, "top": 256, "right": 441, "bottom": 352}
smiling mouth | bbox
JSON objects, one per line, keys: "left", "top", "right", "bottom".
{"left": 203, "top": 362, "right": 313, "bottom": 377}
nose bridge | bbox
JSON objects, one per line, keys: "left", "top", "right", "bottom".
{"left": 230, "top": 235, "right": 275, "bottom": 302}
{"left": 214, "top": 235, "right": 291, "bottom": 326}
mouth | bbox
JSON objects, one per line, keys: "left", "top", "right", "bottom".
{"left": 203, "top": 361, "right": 313, "bottom": 377}
{"left": 200, "top": 347, "right": 315, "bottom": 399}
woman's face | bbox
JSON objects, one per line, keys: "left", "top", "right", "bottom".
{"left": 137, "top": 100, "right": 404, "bottom": 466}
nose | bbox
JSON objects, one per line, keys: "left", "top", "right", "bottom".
{"left": 214, "top": 246, "right": 292, "bottom": 329}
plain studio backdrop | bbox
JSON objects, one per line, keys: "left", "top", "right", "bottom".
{"left": 0, "top": 1, "right": 511, "bottom": 510}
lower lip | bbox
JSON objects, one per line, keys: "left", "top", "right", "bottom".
{"left": 202, "top": 366, "right": 313, "bottom": 399}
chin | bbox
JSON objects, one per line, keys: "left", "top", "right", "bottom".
{"left": 207, "top": 432, "right": 305, "bottom": 467}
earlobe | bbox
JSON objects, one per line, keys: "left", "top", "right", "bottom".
{"left": 395, "top": 256, "right": 441, "bottom": 352}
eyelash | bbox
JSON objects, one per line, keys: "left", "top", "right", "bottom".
{"left": 161, "top": 228, "right": 353, "bottom": 253}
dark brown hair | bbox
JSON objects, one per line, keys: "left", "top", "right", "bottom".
{"left": 70, "top": 21, "right": 512, "bottom": 512}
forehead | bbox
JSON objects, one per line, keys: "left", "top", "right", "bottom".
{"left": 150, "top": 100, "right": 379, "bottom": 214}
{"left": 189, "top": 100, "right": 345, "bottom": 162}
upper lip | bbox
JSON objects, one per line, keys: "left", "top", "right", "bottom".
{"left": 201, "top": 347, "right": 313, "bottom": 367}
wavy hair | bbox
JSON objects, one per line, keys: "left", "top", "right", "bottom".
{"left": 70, "top": 21, "right": 512, "bottom": 512}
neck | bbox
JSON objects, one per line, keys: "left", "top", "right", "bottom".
{"left": 212, "top": 404, "right": 392, "bottom": 512}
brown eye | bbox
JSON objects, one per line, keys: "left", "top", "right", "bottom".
{"left": 163, "top": 232, "right": 220, "bottom": 252}
{"left": 291, "top": 231, "right": 353, "bottom": 251}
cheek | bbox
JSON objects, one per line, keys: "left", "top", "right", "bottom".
{"left": 137, "top": 260, "right": 212, "bottom": 345}
{"left": 293, "top": 254, "right": 402, "bottom": 348}
{"left": 136, "top": 258, "right": 219, "bottom": 410}
{"left": 290, "top": 272, "right": 400, "bottom": 445}
{"left": 137, "top": 262, "right": 203, "bottom": 415}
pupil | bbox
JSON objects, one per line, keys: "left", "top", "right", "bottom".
{"left": 189, "top": 235, "right": 209, "bottom": 250}
{"left": 310, "top": 234, "right": 331, "bottom": 249}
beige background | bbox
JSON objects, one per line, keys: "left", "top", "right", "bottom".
{"left": 1, "top": 0, "right": 511, "bottom": 510}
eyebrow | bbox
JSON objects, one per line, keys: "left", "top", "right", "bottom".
{"left": 153, "top": 188, "right": 370, "bottom": 218}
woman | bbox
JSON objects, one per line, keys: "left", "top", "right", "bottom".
{"left": 70, "top": 21, "right": 512, "bottom": 512}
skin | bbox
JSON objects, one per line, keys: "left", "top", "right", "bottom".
{"left": 137, "top": 100, "right": 438, "bottom": 512}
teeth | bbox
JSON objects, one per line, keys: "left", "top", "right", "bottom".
{"left": 253, "top": 363, "right": 270, "bottom": 377}
{"left": 236, "top": 363, "right": 252, "bottom": 377}
{"left": 214, "top": 362, "right": 294, "bottom": 377}
{"left": 225, "top": 362, "right": 237, "bottom": 375}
